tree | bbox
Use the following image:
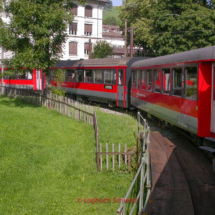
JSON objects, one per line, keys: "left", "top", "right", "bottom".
{"left": 103, "top": 16, "right": 118, "bottom": 25}
{"left": 91, "top": 41, "right": 114, "bottom": 59}
{"left": 119, "top": 0, "right": 155, "bottom": 56}
{"left": 0, "top": 0, "right": 84, "bottom": 89}
{"left": 105, "top": 0, "right": 112, "bottom": 9}
{"left": 119, "top": 0, "right": 215, "bottom": 57}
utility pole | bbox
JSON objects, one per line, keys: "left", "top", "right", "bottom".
{"left": 1, "top": 47, "right": 4, "bottom": 94}
{"left": 89, "top": 39, "right": 92, "bottom": 59}
{"left": 124, "top": 19, "right": 127, "bottom": 57}
{"left": 130, "top": 26, "right": 134, "bottom": 58}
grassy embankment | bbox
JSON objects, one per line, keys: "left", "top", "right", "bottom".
{"left": 0, "top": 96, "right": 138, "bottom": 214}
{"left": 103, "top": 6, "right": 121, "bottom": 24}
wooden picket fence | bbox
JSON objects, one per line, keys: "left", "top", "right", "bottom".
{"left": 41, "top": 94, "right": 95, "bottom": 125}
{"left": 0, "top": 86, "right": 95, "bottom": 125}
{"left": 97, "top": 143, "right": 131, "bottom": 171}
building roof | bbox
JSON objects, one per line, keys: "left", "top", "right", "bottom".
{"left": 131, "top": 46, "right": 215, "bottom": 68}
{"left": 102, "top": 25, "right": 123, "bottom": 38}
{"left": 113, "top": 47, "right": 124, "bottom": 54}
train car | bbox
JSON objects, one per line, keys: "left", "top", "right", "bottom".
{"left": 53, "top": 57, "right": 148, "bottom": 108}
{"left": 0, "top": 69, "right": 45, "bottom": 91}
{"left": 130, "top": 46, "right": 215, "bottom": 140}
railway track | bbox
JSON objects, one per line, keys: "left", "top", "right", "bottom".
{"left": 144, "top": 131, "right": 215, "bottom": 215}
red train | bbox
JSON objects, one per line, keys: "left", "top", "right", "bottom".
{"left": 51, "top": 57, "right": 147, "bottom": 108}
{"left": 131, "top": 45, "right": 215, "bottom": 140}
{"left": 1, "top": 46, "right": 215, "bottom": 141}
{"left": 0, "top": 69, "right": 45, "bottom": 91}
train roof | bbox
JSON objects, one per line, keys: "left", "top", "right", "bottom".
{"left": 56, "top": 57, "right": 149, "bottom": 68}
{"left": 131, "top": 46, "right": 215, "bottom": 68}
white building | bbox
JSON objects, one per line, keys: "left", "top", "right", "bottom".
{"left": 102, "top": 24, "right": 125, "bottom": 58}
{"left": 0, "top": 11, "right": 13, "bottom": 64}
{"left": 60, "top": 0, "right": 109, "bottom": 60}
{"left": 0, "top": 0, "right": 109, "bottom": 63}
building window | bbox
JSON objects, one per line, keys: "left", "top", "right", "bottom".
{"left": 84, "top": 43, "right": 90, "bottom": 55}
{"left": 115, "top": 29, "right": 122, "bottom": 34}
{"left": 85, "top": 24, "right": 92, "bottom": 36}
{"left": 72, "top": 4, "right": 78, "bottom": 16}
{"left": 69, "top": 42, "right": 77, "bottom": 55}
{"left": 102, "top": 28, "right": 109, "bottom": 32}
{"left": 85, "top": 5, "right": 92, "bottom": 17}
{"left": 69, "top": 23, "right": 77, "bottom": 35}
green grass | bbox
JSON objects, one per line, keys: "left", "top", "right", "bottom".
{"left": 103, "top": 6, "right": 120, "bottom": 21}
{"left": 96, "top": 109, "right": 138, "bottom": 151}
{"left": 0, "top": 96, "right": 138, "bottom": 215}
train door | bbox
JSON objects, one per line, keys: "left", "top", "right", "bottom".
{"left": 36, "top": 69, "right": 44, "bottom": 90}
{"left": 36, "top": 69, "right": 41, "bottom": 90}
{"left": 117, "top": 69, "right": 124, "bottom": 107}
{"left": 211, "top": 65, "right": 215, "bottom": 133}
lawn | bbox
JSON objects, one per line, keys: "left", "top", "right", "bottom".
{"left": 0, "top": 96, "right": 138, "bottom": 214}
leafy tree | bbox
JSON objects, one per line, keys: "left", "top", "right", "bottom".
{"left": 119, "top": 0, "right": 215, "bottom": 57}
{"left": 50, "top": 69, "right": 66, "bottom": 96}
{"left": 119, "top": 0, "right": 155, "bottom": 56}
{"left": 105, "top": 0, "right": 112, "bottom": 9}
{"left": 103, "top": 16, "right": 118, "bottom": 25}
{"left": 91, "top": 41, "right": 114, "bottom": 59}
{"left": 151, "top": 0, "right": 215, "bottom": 56}
{"left": 0, "top": 0, "right": 84, "bottom": 90}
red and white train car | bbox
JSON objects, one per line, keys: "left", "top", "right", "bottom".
{"left": 53, "top": 57, "right": 147, "bottom": 108}
{"left": 0, "top": 69, "right": 45, "bottom": 91}
{"left": 131, "top": 46, "right": 215, "bottom": 139}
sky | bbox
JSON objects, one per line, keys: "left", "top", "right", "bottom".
{"left": 112, "top": 0, "right": 123, "bottom": 7}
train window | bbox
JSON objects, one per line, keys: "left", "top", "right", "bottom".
{"left": 173, "top": 68, "right": 182, "bottom": 96}
{"left": 104, "top": 70, "right": 115, "bottom": 85}
{"left": 137, "top": 70, "right": 141, "bottom": 89}
{"left": 154, "top": 70, "right": 161, "bottom": 93}
{"left": 76, "top": 70, "right": 84, "bottom": 82}
{"left": 66, "top": 70, "right": 75, "bottom": 81}
{"left": 26, "top": 71, "right": 32, "bottom": 80}
{"left": 147, "top": 70, "right": 152, "bottom": 91}
{"left": 132, "top": 70, "right": 136, "bottom": 88}
{"left": 141, "top": 71, "right": 146, "bottom": 90}
{"left": 185, "top": 67, "right": 198, "bottom": 100}
{"left": 16, "top": 71, "right": 32, "bottom": 80}
{"left": 118, "top": 70, "right": 123, "bottom": 85}
{"left": 162, "top": 69, "right": 170, "bottom": 94}
{"left": 94, "top": 70, "right": 103, "bottom": 83}
{"left": 84, "top": 70, "right": 93, "bottom": 83}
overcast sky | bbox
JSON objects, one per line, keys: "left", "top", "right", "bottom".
{"left": 112, "top": 0, "right": 123, "bottom": 6}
